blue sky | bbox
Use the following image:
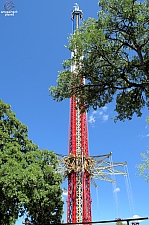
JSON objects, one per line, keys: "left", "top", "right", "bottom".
{"left": 0, "top": 0, "right": 149, "bottom": 224}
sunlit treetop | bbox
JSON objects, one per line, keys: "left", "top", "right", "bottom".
{"left": 50, "top": 0, "right": 149, "bottom": 122}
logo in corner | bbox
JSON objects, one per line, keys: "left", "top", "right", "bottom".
{"left": 4, "top": 1, "right": 15, "bottom": 11}
{"left": 1, "top": 1, "right": 18, "bottom": 16}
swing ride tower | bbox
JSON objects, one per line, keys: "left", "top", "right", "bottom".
{"left": 57, "top": 4, "right": 127, "bottom": 224}
{"left": 67, "top": 4, "right": 91, "bottom": 223}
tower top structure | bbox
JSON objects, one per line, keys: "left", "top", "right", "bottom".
{"left": 72, "top": 3, "right": 83, "bottom": 29}
{"left": 72, "top": 3, "right": 82, "bottom": 14}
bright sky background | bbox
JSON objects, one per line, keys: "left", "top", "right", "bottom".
{"left": 0, "top": 0, "right": 149, "bottom": 225}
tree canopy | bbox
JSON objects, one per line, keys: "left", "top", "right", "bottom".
{"left": 0, "top": 100, "right": 63, "bottom": 225}
{"left": 50, "top": 0, "right": 149, "bottom": 121}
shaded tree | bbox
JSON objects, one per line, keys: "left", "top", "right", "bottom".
{"left": 50, "top": 0, "right": 149, "bottom": 121}
{"left": 0, "top": 99, "right": 63, "bottom": 224}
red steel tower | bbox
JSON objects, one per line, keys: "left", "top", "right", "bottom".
{"left": 56, "top": 4, "right": 127, "bottom": 224}
{"left": 67, "top": 3, "right": 92, "bottom": 224}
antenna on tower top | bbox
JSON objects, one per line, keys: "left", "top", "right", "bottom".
{"left": 74, "top": 3, "right": 79, "bottom": 11}
{"left": 71, "top": 3, "right": 83, "bottom": 29}
{"left": 72, "top": 3, "right": 82, "bottom": 15}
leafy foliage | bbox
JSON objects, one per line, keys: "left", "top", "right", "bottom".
{"left": 0, "top": 100, "right": 63, "bottom": 225}
{"left": 136, "top": 117, "right": 149, "bottom": 182}
{"left": 137, "top": 150, "right": 149, "bottom": 182}
{"left": 116, "top": 221, "right": 126, "bottom": 225}
{"left": 50, "top": 0, "right": 149, "bottom": 121}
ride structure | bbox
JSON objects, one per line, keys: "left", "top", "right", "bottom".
{"left": 57, "top": 3, "right": 127, "bottom": 224}
{"left": 68, "top": 4, "right": 91, "bottom": 223}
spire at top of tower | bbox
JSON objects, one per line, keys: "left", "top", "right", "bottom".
{"left": 73, "top": 3, "right": 80, "bottom": 11}
{"left": 72, "top": 3, "right": 83, "bottom": 21}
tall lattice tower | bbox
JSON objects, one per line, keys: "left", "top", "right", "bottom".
{"left": 54, "top": 4, "right": 127, "bottom": 225}
{"left": 67, "top": 3, "right": 92, "bottom": 224}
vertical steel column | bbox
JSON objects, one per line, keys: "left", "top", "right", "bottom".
{"left": 67, "top": 3, "right": 92, "bottom": 224}
{"left": 67, "top": 97, "right": 77, "bottom": 223}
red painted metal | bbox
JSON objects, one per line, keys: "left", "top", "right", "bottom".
{"left": 67, "top": 97, "right": 77, "bottom": 223}
{"left": 69, "top": 98, "right": 77, "bottom": 155}
{"left": 81, "top": 112, "right": 92, "bottom": 223}
{"left": 82, "top": 172, "right": 92, "bottom": 222}
{"left": 67, "top": 4, "right": 92, "bottom": 224}
{"left": 67, "top": 88, "right": 92, "bottom": 224}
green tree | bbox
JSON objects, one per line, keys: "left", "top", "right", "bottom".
{"left": 137, "top": 117, "right": 149, "bottom": 182}
{"left": 116, "top": 222, "right": 126, "bottom": 225}
{"left": 0, "top": 100, "right": 63, "bottom": 225}
{"left": 50, "top": 0, "right": 149, "bottom": 121}
{"left": 137, "top": 150, "right": 149, "bottom": 182}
